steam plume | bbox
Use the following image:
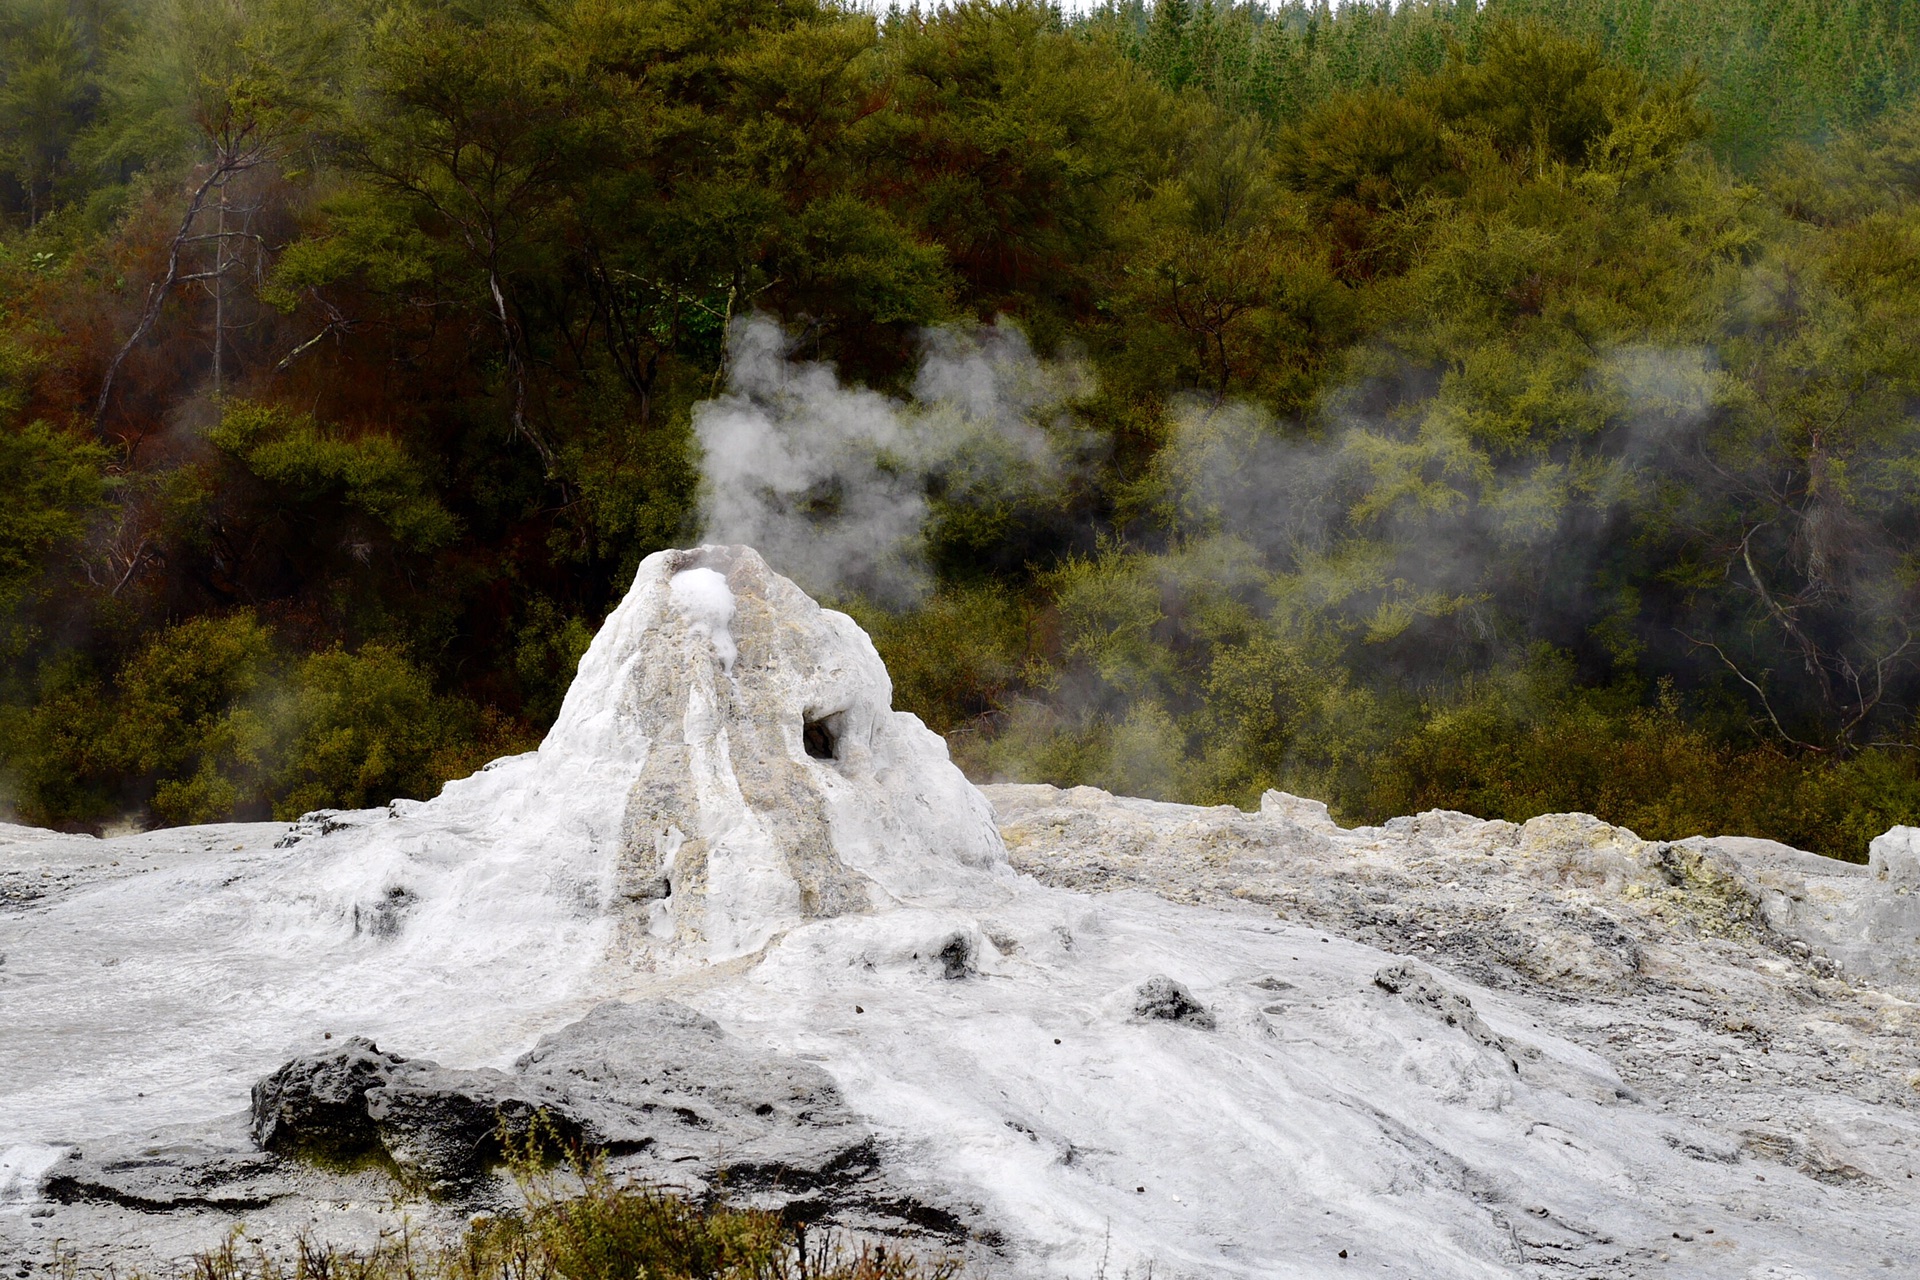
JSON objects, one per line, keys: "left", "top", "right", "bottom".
{"left": 694, "top": 315, "right": 1087, "bottom": 606}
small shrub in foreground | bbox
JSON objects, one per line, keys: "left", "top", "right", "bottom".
{"left": 129, "top": 1173, "right": 959, "bottom": 1280}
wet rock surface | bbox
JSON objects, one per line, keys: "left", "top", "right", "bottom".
{"left": 9, "top": 785, "right": 1920, "bottom": 1279}
{"left": 0, "top": 823, "right": 283, "bottom": 917}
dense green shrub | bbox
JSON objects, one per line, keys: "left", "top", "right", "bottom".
{"left": 210, "top": 402, "right": 459, "bottom": 553}
{"left": 0, "top": 418, "right": 106, "bottom": 613}
{"left": 113, "top": 611, "right": 279, "bottom": 824}
{"left": 0, "top": 653, "right": 118, "bottom": 827}
{"left": 0, "top": 613, "right": 505, "bottom": 830}
{"left": 851, "top": 583, "right": 1040, "bottom": 739}
{"left": 1353, "top": 662, "right": 1920, "bottom": 861}
{"left": 274, "top": 643, "right": 511, "bottom": 820}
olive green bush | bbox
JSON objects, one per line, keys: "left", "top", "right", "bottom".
{"left": 0, "top": 612, "right": 508, "bottom": 830}
{"left": 129, "top": 1173, "right": 958, "bottom": 1280}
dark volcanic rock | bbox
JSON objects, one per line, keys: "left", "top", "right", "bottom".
{"left": 249, "top": 1036, "right": 571, "bottom": 1194}
{"left": 45, "top": 1142, "right": 291, "bottom": 1211}
{"left": 1132, "top": 975, "right": 1215, "bottom": 1029}
{"left": 254, "top": 1051, "right": 582, "bottom": 1195}
{"left": 513, "top": 999, "right": 876, "bottom": 1189}
{"left": 365, "top": 1066, "right": 574, "bottom": 1196}
{"left": 251, "top": 1036, "right": 398, "bottom": 1161}
{"left": 250, "top": 1000, "right": 874, "bottom": 1199}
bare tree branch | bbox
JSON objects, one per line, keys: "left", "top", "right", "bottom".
{"left": 1676, "top": 628, "right": 1824, "bottom": 752}
{"left": 93, "top": 163, "right": 233, "bottom": 426}
{"left": 275, "top": 292, "right": 354, "bottom": 371}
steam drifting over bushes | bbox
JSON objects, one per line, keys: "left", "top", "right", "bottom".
{"left": 695, "top": 316, "right": 1087, "bottom": 608}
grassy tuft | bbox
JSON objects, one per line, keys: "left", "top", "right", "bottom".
{"left": 145, "top": 1171, "right": 960, "bottom": 1280}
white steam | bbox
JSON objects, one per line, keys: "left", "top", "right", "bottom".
{"left": 693, "top": 315, "right": 1720, "bottom": 666}
{"left": 694, "top": 315, "right": 1087, "bottom": 605}
{"left": 668, "top": 567, "right": 737, "bottom": 674}
{"left": 1160, "top": 341, "right": 1721, "bottom": 600}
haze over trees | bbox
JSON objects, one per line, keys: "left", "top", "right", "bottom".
{"left": 5, "top": 0, "right": 1920, "bottom": 858}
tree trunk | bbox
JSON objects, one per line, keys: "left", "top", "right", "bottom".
{"left": 213, "top": 179, "right": 227, "bottom": 399}
{"left": 93, "top": 163, "right": 232, "bottom": 428}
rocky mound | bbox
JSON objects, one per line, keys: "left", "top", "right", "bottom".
{"left": 244, "top": 1000, "right": 874, "bottom": 1199}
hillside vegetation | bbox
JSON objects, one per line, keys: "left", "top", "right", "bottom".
{"left": 6, "top": 0, "right": 1920, "bottom": 858}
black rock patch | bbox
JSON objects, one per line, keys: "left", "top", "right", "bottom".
{"left": 1132, "top": 975, "right": 1216, "bottom": 1029}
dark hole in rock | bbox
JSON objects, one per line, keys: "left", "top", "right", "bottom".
{"left": 352, "top": 887, "right": 415, "bottom": 939}
{"left": 937, "top": 933, "right": 974, "bottom": 980}
{"left": 803, "top": 712, "right": 841, "bottom": 760}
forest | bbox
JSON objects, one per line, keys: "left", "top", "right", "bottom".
{"left": 5, "top": 0, "right": 1920, "bottom": 858}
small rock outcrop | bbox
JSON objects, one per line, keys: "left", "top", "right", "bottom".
{"left": 1372, "top": 961, "right": 1518, "bottom": 1072}
{"left": 1132, "top": 975, "right": 1215, "bottom": 1029}
{"left": 45, "top": 1144, "right": 289, "bottom": 1212}
{"left": 252, "top": 1040, "right": 567, "bottom": 1195}
{"left": 512, "top": 1000, "right": 872, "bottom": 1188}
{"left": 251, "top": 1037, "right": 404, "bottom": 1161}
{"left": 251, "top": 1000, "right": 874, "bottom": 1198}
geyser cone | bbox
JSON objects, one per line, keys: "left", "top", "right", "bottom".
{"left": 0, "top": 545, "right": 1004, "bottom": 1151}
{"left": 546, "top": 545, "right": 1006, "bottom": 959}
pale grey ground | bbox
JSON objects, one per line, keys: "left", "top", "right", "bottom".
{"left": 7, "top": 791, "right": 1920, "bottom": 1278}
{"left": 987, "top": 784, "right": 1920, "bottom": 1275}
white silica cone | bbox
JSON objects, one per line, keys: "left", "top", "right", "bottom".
{"left": 0, "top": 544, "right": 1008, "bottom": 1150}
{"left": 551, "top": 545, "right": 1010, "bottom": 960}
